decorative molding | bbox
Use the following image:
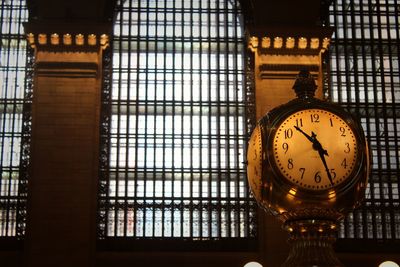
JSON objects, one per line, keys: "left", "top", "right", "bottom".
{"left": 26, "top": 32, "right": 110, "bottom": 50}
{"left": 248, "top": 35, "right": 331, "bottom": 55}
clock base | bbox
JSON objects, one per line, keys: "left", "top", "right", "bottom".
{"left": 281, "top": 219, "right": 344, "bottom": 267}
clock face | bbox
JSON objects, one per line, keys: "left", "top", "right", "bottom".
{"left": 272, "top": 108, "right": 358, "bottom": 191}
{"left": 247, "top": 125, "right": 263, "bottom": 201}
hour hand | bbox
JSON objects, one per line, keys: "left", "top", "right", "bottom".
{"left": 294, "top": 126, "right": 314, "bottom": 143}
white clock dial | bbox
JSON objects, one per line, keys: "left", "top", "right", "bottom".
{"left": 272, "top": 109, "right": 358, "bottom": 190}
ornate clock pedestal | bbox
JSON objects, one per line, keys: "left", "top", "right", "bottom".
{"left": 246, "top": 71, "right": 370, "bottom": 267}
{"left": 281, "top": 218, "right": 343, "bottom": 267}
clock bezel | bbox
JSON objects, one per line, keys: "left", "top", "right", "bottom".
{"left": 265, "top": 100, "right": 368, "bottom": 199}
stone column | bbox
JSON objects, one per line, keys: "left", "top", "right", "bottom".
{"left": 23, "top": 23, "right": 110, "bottom": 267}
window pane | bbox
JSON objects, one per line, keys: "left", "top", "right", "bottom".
{"left": 329, "top": 0, "right": 400, "bottom": 241}
{"left": 0, "top": 0, "right": 30, "bottom": 237}
{"left": 98, "top": 0, "right": 257, "bottom": 243}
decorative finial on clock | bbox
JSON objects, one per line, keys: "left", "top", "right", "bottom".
{"left": 292, "top": 69, "right": 317, "bottom": 98}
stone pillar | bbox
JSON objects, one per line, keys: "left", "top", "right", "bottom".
{"left": 23, "top": 23, "right": 110, "bottom": 267}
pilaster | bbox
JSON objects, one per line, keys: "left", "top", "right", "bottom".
{"left": 23, "top": 22, "right": 111, "bottom": 267}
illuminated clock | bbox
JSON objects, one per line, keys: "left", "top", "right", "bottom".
{"left": 246, "top": 71, "right": 370, "bottom": 215}
{"left": 271, "top": 108, "right": 358, "bottom": 191}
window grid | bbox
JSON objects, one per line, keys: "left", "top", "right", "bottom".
{"left": 98, "top": 0, "right": 257, "bottom": 247}
{"left": 0, "top": 0, "right": 30, "bottom": 238}
{"left": 329, "top": 0, "right": 400, "bottom": 242}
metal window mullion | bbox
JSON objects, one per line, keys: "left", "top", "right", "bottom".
{"left": 161, "top": 0, "right": 168, "bottom": 238}
{"left": 122, "top": 0, "right": 134, "bottom": 238}
{"left": 347, "top": 0, "right": 364, "bottom": 238}
{"left": 357, "top": 0, "right": 373, "bottom": 240}
{"left": 376, "top": 0, "right": 395, "bottom": 240}
{"left": 143, "top": 0, "right": 151, "bottom": 237}
{"left": 232, "top": 0, "right": 243, "bottom": 238}
{"left": 113, "top": 6, "right": 125, "bottom": 237}
{"left": 171, "top": 0, "right": 177, "bottom": 238}
{"left": 180, "top": 0, "right": 185, "bottom": 237}
{"left": 206, "top": 0, "right": 213, "bottom": 238}
{"left": 221, "top": 0, "right": 232, "bottom": 238}
{"left": 367, "top": 0, "right": 382, "bottom": 240}
{"left": 198, "top": 0, "right": 204, "bottom": 239}
{"left": 151, "top": 0, "right": 159, "bottom": 238}
{"left": 214, "top": 0, "right": 223, "bottom": 239}
{"left": 391, "top": 0, "right": 400, "bottom": 239}
{"left": 132, "top": 0, "right": 142, "bottom": 238}
{"left": 189, "top": 0, "right": 194, "bottom": 239}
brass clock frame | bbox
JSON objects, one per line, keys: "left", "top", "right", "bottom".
{"left": 252, "top": 97, "right": 370, "bottom": 219}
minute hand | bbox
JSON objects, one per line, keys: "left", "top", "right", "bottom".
{"left": 294, "top": 126, "right": 333, "bottom": 185}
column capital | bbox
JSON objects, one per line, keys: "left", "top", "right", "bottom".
{"left": 24, "top": 21, "right": 112, "bottom": 51}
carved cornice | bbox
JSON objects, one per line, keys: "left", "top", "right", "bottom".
{"left": 247, "top": 26, "right": 333, "bottom": 55}
{"left": 24, "top": 21, "right": 112, "bottom": 51}
{"left": 26, "top": 32, "right": 110, "bottom": 51}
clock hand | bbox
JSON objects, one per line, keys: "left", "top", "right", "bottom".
{"left": 294, "top": 126, "right": 314, "bottom": 143}
{"left": 310, "top": 132, "right": 334, "bottom": 185}
{"left": 294, "top": 126, "right": 333, "bottom": 185}
{"left": 317, "top": 147, "right": 334, "bottom": 186}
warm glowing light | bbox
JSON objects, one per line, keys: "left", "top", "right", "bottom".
{"left": 285, "top": 37, "right": 295, "bottom": 49}
{"left": 249, "top": 36, "right": 258, "bottom": 49}
{"left": 322, "top": 37, "right": 330, "bottom": 49}
{"left": 379, "top": 261, "right": 400, "bottom": 267}
{"left": 328, "top": 190, "right": 336, "bottom": 200}
{"left": 310, "top": 38, "right": 319, "bottom": 49}
{"left": 300, "top": 227, "right": 307, "bottom": 233}
{"left": 75, "top": 34, "right": 84, "bottom": 45}
{"left": 288, "top": 188, "right": 297, "bottom": 196}
{"left": 298, "top": 37, "right": 307, "bottom": 49}
{"left": 244, "top": 261, "right": 263, "bottom": 267}
{"left": 100, "top": 34, "right": 110, "bottom": 48}
{"left": 261, "top": 37, "right": 270, "bottom": 48}
{"left": 273, "top": 37, "right": 283, "bottom": 48}
{"left": 27, "top": 33, "right": 34, "bottom": 45}
{"left": 38, "top": 33, "right": 47, "bottom": 45}
{"left": 88, "top": 34, "right": 97, "bottom": 45}
{"left": 63, "top": 34, "right": 72, "bottom": 45}
{"left": 50, "top": 33, "right": 59, "bottom": 45}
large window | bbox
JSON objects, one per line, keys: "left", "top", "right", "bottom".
{"left": 98, "top": 0, "right": 257, "bottom": 249}
{"left": 329, "top": 0, "right": 400, "bottom": 245}
{"left": 0, "top": 0, "right": 30, "bottom": 238}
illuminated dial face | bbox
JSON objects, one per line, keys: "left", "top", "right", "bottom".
{"left": 272, "top": 109, "right": 358, "bottom": 190}
{"left": 247, "top": 125, "right": 263, "bottom": 202}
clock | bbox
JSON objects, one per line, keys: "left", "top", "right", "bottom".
{"left": 246, "top": 70, "right": 370, "bottom": 216}
{"left": 246, "top": 70, "right": 370, "bottom": 267}
{"left": 246, "top": 125, "right": 263, "bottom": 202}
{"left": 271, "top": 108, "right": 358, "bottom": 191}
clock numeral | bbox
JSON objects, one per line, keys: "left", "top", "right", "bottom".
{"left": 314, "top": 171, "right": 322, "bottom": 183}
{"left": 340, "top": 127, "right": 346, "bottom": 137}
{"left": 282, "top": 143, "right": 289, "bottom": 154}
{"left": 310, "top": 113, "right": 320, "bottom": 123}
{"left": 296, "top": 118, "right": 303, "bottom": 128}
{"left": 344, "top": 142, "right": 351, "bottom": 153}
{"left": 284, "top": 129, "right": 293, "bottom": 139}
{"left": 341, "top": 158, "right": 348, "bottom": 169}
{"left": 299, "top": 167, "right": 305, "bottom": 179}
{"left": 287, "top": 158, "right": 294, "bottom": 169}
{"left": 330, "top": 169, "right": 337, "bottom": 179}
{"left": 330, "top": 118, "right": 334, "bottom": 127}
